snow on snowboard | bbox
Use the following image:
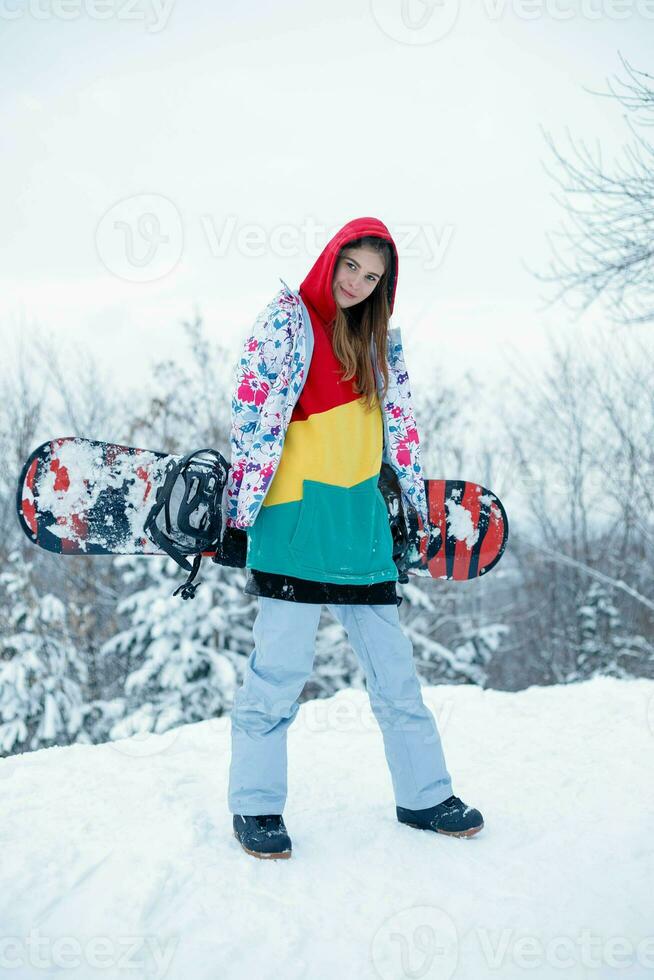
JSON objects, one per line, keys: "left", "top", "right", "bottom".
{"left": 16, "top": 437, "right": 508, "bottom": 596}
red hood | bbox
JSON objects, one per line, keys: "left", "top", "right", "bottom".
{"left": 299, "top": 216, "right": 399, "bottom": 325}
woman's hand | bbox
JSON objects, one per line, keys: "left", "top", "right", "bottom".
{"left": 212, "top": 526, "right": 248, "bottom": 568}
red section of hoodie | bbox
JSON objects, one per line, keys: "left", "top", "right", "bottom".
{"left": 292, "top": 216, "right": 400, "bottom": 423}
{"left": 298, "top": 215, "right": 399, "bottom": 327}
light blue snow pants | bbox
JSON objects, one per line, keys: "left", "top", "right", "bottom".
{"left": 228, "top": 597, "right": 453, "bottom": 814}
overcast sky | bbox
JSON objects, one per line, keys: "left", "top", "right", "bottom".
{"left": 1, "top": 0, "right": 652, "bottom": 401}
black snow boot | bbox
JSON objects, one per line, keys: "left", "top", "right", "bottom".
{"left": 232, "top": 814, "right": 293, "bottom": 859}
{"left": 397, "top": 795, "right": 484, "bottom": 838}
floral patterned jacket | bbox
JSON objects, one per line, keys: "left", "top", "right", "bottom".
{"left": 225, "top": 279, "right": 429, "bottom": 534}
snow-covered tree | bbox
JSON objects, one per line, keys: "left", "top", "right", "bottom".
{"left": 0, "top": 551, "right": 87, "bottom": 754}
{"left": 96, "top": 554, "right": 254, "bottom": 740}
{"left": 570, "top": 580, "right": 654, "bottom": 681}
{"left": 398, "top": 581, "right": 507, "bottom": 688}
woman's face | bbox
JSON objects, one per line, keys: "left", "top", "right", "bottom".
{"left": 332, "top": 246, "right": 386, "bottom": 309}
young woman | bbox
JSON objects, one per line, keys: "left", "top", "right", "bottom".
{"left": 226, "top": 216, "right": 484, "bottom": 859}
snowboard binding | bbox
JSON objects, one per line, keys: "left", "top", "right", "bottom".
{"left": 144, "top": 449, "right": 229, "bottom": 599}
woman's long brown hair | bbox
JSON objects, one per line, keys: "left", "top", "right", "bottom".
{"left": 330, "top": 236, "right": 393, "bottom": 411}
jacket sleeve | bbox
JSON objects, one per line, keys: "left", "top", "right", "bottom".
{"left": 225, "top": 290, "right": 293, "bottom": 528}
{"left": 386, "top": 328, "right": 430, "bottom": 535}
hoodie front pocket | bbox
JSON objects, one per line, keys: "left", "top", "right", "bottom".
{"left": 288, "top": 478, "right": 395, "bottom": 580}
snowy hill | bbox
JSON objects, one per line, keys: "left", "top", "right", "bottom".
{"left": 1, "top": 675, "right": 652, "bottom": 980}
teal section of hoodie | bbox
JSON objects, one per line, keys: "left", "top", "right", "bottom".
{"left": 246, "top": 475, "right": 397, "bottom": 586}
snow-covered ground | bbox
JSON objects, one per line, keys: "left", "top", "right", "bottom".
{"left": 1, "top": 675, "right": 653, "bottom": 980}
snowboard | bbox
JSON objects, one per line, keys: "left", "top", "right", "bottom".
{"left": 17, "top": 437, "right": 174, "bottom": 558}
{"left": 16, "top": 437, "right": 508, "bottom": 582}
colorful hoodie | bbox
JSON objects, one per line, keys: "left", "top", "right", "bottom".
{"left": 226, "top": 217, "right": 429, "bottom": 591}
